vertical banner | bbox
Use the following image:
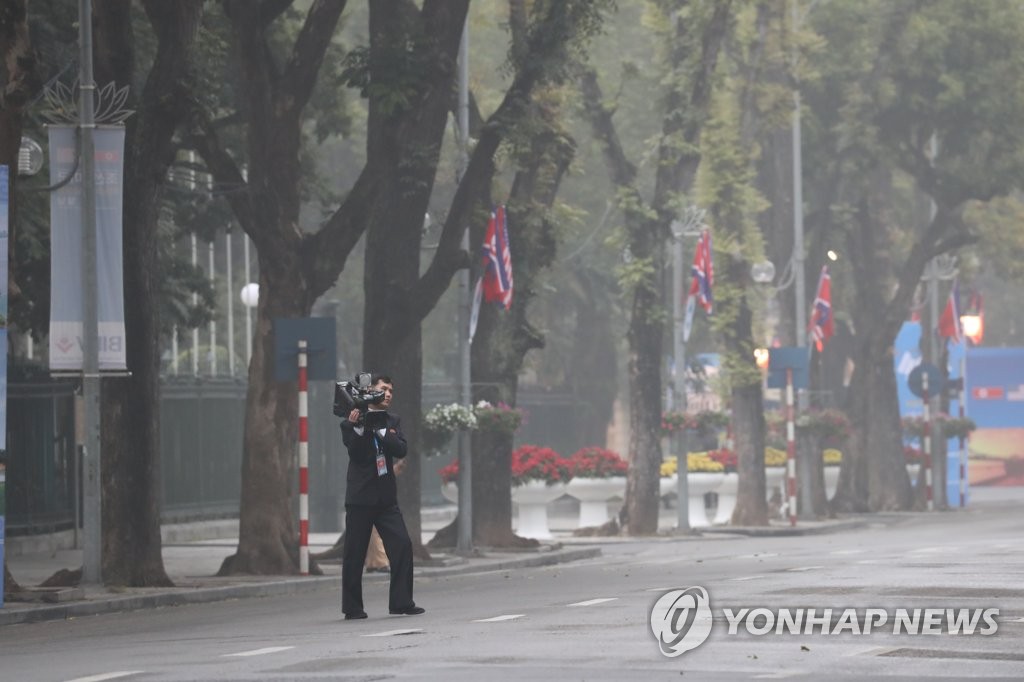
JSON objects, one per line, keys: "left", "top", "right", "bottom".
{"left": 1, "top": 165, "right": 7, "bottom": 606}
{"left": 47, "top": 125, "right": 127, "bottom": 371}
{"left": 0, "top": 164, "right": 8, "bottom": 450}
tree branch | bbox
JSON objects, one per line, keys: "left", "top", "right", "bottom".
{"left": 280, "top": 0, "right": 347, "bottom": 120}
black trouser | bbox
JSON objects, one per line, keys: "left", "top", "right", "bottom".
{"left": 342, "top": 503, "right": 415, "bottom": 615}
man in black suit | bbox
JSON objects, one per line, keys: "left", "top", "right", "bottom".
{"left": 340, "top": 374, "right": 425, "bottom": 620}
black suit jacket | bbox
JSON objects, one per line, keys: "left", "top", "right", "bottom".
{"left": 341, "top": 411, "right": 408, "bottom": 506}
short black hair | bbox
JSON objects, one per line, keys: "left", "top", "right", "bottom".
{"left": 371, "top": 374, "right": 393, "bottom": 387}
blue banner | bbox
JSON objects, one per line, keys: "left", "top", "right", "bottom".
{"left": 47, "top": 126, "right": 127, "bottom": 370}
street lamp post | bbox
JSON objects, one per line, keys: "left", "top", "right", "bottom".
{"left": 78, "top": 0, "right": 102, "bottom": 584}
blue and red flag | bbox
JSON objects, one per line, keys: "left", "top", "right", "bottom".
{"left": 938, "top": 278, "right": 962, "bottom": 344}
{"left": 481, "top": 205, "right": 513, "bottom": 310}
{"left": 690, "top": 228, "right": 713, "bottom": 313}
{"left": 682, "top": 229, "right": 713, "bottom": 342}
{"left": 808, "top": 265, "right": 834, "bottom": 352}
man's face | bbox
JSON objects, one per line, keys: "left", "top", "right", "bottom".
{"left": 372, "top": 380, "right": 394, "bottom": 410}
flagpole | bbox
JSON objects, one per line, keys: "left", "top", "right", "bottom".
{"left": 672, "top": 234, "right": 691, "bottom": 533}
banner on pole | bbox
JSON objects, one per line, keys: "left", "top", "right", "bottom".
{"left": 47, "top": 125, "right": 127, "bottom": 371}
{"left": 0, "top": 165, "right": 8, "bottom": 449}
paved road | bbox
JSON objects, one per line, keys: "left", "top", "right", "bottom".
{"left": 3, "top": 494, "right": 1023, "bottom": 681}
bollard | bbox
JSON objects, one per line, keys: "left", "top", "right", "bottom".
{"left": 298, "top": 340, "right": 309, "bottom": 575}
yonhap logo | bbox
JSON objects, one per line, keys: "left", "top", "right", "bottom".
{"left": 649, "top": 586, "right": 1000, "bottom": 658}
{"left": 650, "top": 586, "right": 713, "bottom": 657}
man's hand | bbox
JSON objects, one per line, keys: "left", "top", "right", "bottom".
{"left": 348, "top": 408, "right": 361, "bottom": 423}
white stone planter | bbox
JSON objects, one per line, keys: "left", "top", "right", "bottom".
{"left": 687, "top": 472, "right": 725, "bottom": 527}
{"left": 440, "top": 481, "right": 458, "bottom": 504}
{"left": 566, "top": 476, "right": 626, "bottom": 528}
{"left": 906, "top": 463, "right": 921, "bottom": 484}
{"left": 765, "top": 467, "right": 786, "bottom": 502}
{"left": 712, "top": 472, "right": 739, "bottom": 525}
{"left": 512, "top": 481, "right": 570, "bottom": 539}
{"left": 824, "top": 466, "right": 840, "bottom": 500}
{"left": 659, "top": 474, "right": 678, "bottom": 498}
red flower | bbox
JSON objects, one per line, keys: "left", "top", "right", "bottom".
{"left": 568, "top": 446, "right": 628, "bottom": 479}
{"left": 707, "top": 448, "right": 738, "bottom": 473}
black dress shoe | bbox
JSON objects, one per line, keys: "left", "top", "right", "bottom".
{"left": 389, "top": 606, "right": 425, "bottom": 616}
{"left": 344, "top": 611, "right": 368, "bottom": 620}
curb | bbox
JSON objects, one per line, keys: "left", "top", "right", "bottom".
{"left": 0, "top": 547, "right": 600, "bottom": 627}
{"left": 705, "top": 519, "right": 869, "bottom": 537}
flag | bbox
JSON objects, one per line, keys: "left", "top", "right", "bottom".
{"left": 682, "top": 229, "right": 713, "bottom": 342}
{"left": 468, "top": 277, "right": 483, "bottom": 344}
{"left": 481, "top": 205, "right": 513, "bottom": 310}
{"left": 808, "top": 265, "right": 834, "bottom": 352}
{"left": 690, "top": 229, "right": 713, "bottom": 313}
{"left": 938, "top": 279, "right": 963, "bottom": 344}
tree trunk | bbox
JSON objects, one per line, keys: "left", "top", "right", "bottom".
{"left": 218, "top": 263, "right": 311, "bottom": 575}
{"left": 94, "top": 0, "right": 203, "bottom": 586}
{"left": 729, "top": 362, "right": 768, "bottom": 525}
{"left": 797, "top": 433, "right": 828, "bottom": 519}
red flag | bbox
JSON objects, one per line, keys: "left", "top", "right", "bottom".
{"left": 808, "top": 266, "right": 834, "bottom": 352}
{"left": 937, "top": 279, "right": 962, "bottom": 344}
{"left": 480, "top": 205, "right": 513, "bottom": 310}
{"left": 688, "top": 229, "right": 714, "bottom": 314}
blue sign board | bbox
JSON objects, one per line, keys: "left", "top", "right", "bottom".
{"left": 273, "top": 317, "right": 338, "bottom": 381}
{"left": 767, "top": 347, "right": 809, "bottom": 390}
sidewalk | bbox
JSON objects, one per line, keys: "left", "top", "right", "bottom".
{"left": 1, "top": 496, "right": 889, "bottom": 627}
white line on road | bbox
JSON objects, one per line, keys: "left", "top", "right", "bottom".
{"left": 730, "top": 575, "right": 766, "bottom": 581}
{"left": 362, "top": 628, "right": 424, "bottom": 637}
{"left": 737, "top": 552, "right": 779, "bottom": 559}
{"left": 473, "top": 614, "right": 526, "bottom": 622}
{"left": 1011, "top": 617, "right": 1024, "bottom": 623}
{"left": 224, "top": 646, "right": 295, "bottom": 657}
{"left": 786, "top": 566, "right": 825, "bottom": 572}
{"left": 568, "top": 598, "right": 619, "bottom": 607}
{"left": 907, "top": 547, "right": 946, "bottom": 554}
{"left": 830, "top": 549, "right": 864, "bottom": 555}
{"left": 65, "top": 673, "right": 145, "bottom": 682}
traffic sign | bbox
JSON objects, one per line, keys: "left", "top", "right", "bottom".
{"left": 908, "top": 363, "right": 944, "bottom": 399}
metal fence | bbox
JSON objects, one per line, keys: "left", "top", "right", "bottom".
{"left": 5, "top": 377, "right": 584, "bottom": 536}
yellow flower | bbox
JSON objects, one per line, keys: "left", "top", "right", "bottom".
{"left": 687, "top": 452, "right": 724, "bottom": 473}
{"left": 823, "top": 448, "right": 842, "bottom": 465}
{"left": 660, "top": 456, "right": 677, "bottom": 477}
{"left": 765, "top": 447, "right": 788, "bottom": 467}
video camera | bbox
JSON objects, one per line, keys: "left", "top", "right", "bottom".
{"left": 333, "top": 372, "right": 387, "bottom": 425}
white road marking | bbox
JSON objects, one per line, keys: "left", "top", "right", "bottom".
{"left": 738, "top": 552, "right": 779, "bottom": 559}
{"left": 223, "top": 646, "right": 295, "bottom": 657}
{"left": 646, "top": 587, "right": 676, "bottom": 592}
{"left": 907, "top": 546, "right": 945, "bottom": 554}
{"left": 65, "top": 674, "right": 144, "bottom": 682}
{"left": 786, "top": 566, "right": 824, "bottom": 572}
{"left": 830, "top": 549, "right": 864, "bottom": 555}
{"left": 1011, "top": 617, "right": 1024, "bottom": 623}
{"left": 856, "top": 559, "right": 883, "bottom": 565}
{"left": 362, "top": 628, "right": 424, "bottom": 637}
{"left": 730, "top": 575, "right": 766, "bottom": 581}
{"left": 568, "top": 598, "right": 619, "bottom": 607}
{"left": 473, "top": 614, "right": 525, "bottom": 622}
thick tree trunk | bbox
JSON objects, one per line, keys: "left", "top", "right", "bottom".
{"left": 624, "top": 261, "right": 665, "bottom": 535}
{"left": 730, "top": 375, "right": 768, "bottom": 526}
{"left": 797, "top": 433, "right": 829, "bottom": 519}
{"left": 218, "top": 266, "right": 310, "bottom": 575}
{"left": 95, "top": 0, "right": 203, "bottom": 586}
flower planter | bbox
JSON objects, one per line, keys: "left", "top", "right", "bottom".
{"left": 687, "top": 472, "right": 724, "bottom": 527}
{"left": 824, "top": 466, "right": 840, "bottom": 500}
{"left": 906, "top": 463, "right": 921, "bottom": 484}
{"left": 566, "top": 476, "right": 626, "bottom": 528}
{"left": 440, "top": 481, "right": 458, "bottom": 504}
{"left": 659, "top": 474, "right": 679, "bottom": 499}
{"left": 765, "top": 467, "right": 786, "bottom": 502}
{"left": 512, "top": 481, "right": 570, "bottom": 539}
{"left": 712, "top": 472, "right": 738, "bottom": 525}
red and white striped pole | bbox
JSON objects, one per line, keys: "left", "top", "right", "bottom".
{"left": 298, "top": 339, "right": 310, "bottom": 575}
{"left": 958, "top": 355, "right": 967, "bottom": 508}
{"left": 786, "top": 367, "right": 797, "bottom": 526}
{"left": 922, "top": 371, "right": 934, "bottom": 512}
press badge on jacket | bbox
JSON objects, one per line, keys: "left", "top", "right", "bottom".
{"left": 376, "top": 452, "right": 387, "bottom": 477}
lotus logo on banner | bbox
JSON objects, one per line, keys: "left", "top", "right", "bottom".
{"left": 47, "top": 126, "right": 127, "bottom": 371}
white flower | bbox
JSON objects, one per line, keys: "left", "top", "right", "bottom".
{"left": 424, "top": 402, "right": 477, "bottom": 433}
